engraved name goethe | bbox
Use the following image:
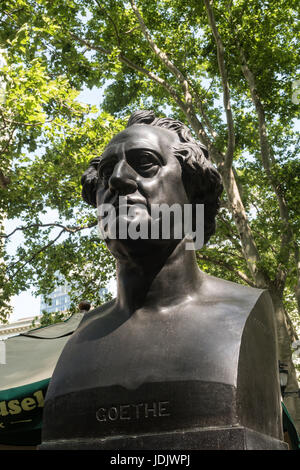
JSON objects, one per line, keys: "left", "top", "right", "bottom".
{"left": 96, "top": 401, "right": 171, "bottom": 422}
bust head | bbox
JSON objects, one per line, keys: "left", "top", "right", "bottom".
{"left": 81, "top": 110, "right": 223, "bottom": 249}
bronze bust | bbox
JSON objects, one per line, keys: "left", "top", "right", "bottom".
{"left": 40, "top": 111, "right": 285, "bottom": 450}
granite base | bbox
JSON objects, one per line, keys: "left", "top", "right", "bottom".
{"left": 39, "top": 425, "right": 288, "bottom": 450}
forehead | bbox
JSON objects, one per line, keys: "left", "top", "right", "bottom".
{"left": 102, "top": 125, "right": 180, "bottom": 157}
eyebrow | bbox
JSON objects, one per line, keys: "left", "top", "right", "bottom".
{"left": 99, "top": 153, "right": 118, "bottom": 167}
{"left": 99, "top": 147, "right": 164, "bottom": 167}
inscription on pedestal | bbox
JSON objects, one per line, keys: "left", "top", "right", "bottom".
{"left": 96, "top": 401, "right": 170, "bottom": 423}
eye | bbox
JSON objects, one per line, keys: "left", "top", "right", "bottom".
{"left": 139, "top": 155, "right": 154, "bottom": 167}
{"left": 130, "top": 151, "right": 160, "bottom": 177}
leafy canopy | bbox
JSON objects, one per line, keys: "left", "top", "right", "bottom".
{"left": 0, "top": 1, "right": 299, "bottom": 336}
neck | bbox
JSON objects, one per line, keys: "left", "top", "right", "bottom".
{"left": 115, "top": 238, "right": 202, "bottom": 314}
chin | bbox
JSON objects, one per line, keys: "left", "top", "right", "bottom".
{"left": 101, "top": 213, "right": 152, "bottom": 240}
{"left": 106, "top": 236, "right": 181, "bottom": 263}
{"left": 105, "top": 238, "right": 150, "bottom": 260}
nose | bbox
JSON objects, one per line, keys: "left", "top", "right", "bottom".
{"left": 109, "top": 160, "right": 138, "bottom": 195}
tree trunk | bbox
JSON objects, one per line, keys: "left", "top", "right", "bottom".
{"left": 220, "top": 166, "right": 268, "bottom": 288}
{"left": 187, "top": 109, "right": 300, "bottom": 431}
{"left": 294, "top": 244, "right": 300, "bottom": 313}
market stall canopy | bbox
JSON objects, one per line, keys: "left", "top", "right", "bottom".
{"left": 0, "top": 313, "right": 84, "bottom": 446}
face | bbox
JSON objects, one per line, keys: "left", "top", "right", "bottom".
{"left": 96, "top": 125, "right": 190, "bottom": 258}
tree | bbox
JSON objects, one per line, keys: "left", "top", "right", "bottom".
{"left": 0, "top": 0, "right": 299, "bottom": 429}
{"left": 0, "top": 1, "right": 121, "bottom": 321}
{"left": 32, "top": 309, "right": 70, "bottom": 327}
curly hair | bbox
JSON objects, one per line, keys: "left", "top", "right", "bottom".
{"left": 81, "top": 110, "right": 223, "bottom": 244}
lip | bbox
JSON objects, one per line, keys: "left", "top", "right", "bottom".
{"left": 113, "top": 197, "right": 146, "bottom": 208}
{"left": 115, "top": 204, "right": 148, "bottom": 214}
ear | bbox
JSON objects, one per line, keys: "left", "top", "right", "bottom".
{"left": 81, "top": 157, "right": 101, "bottom": 207}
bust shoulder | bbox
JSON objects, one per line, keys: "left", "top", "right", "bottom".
{"left": 47, "top": 273, "right": 274, "bottom": 400}
{"left": 79, "top": 272, "right": 265, "bottom": 330}
{"left": 67, "top": 272, "right": 272, "bottom": 358}
{"left": 199, "top": 271, "right": 265, "bottom": 304}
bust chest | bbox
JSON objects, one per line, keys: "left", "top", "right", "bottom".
{"left": 41, "top": 286, "right": 283, "bottom": 448}
{"left": 55, "top": 298, "right": 248, "bottom": 393}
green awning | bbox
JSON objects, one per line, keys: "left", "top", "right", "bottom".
{"left": 0, "top": 313, "right": 83, "bottom": 446}
{"left": 282, "top": 401, "right": 300, "bottom": 450}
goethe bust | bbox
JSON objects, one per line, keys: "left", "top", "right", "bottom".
{"left": 41, "top": 111, "right": 283, "bottom": 450}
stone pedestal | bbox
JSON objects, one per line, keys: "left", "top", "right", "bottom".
{"left": 39, "top": 426, "right": 288, "bottom": 450}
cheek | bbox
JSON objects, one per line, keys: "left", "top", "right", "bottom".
{"left": 140, "top": 163, "right": 188, "bottom": 205}
{"left": 96, "top": 186, "right": 108, "bottom": 207}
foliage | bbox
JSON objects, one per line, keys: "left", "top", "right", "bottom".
{"left": 0, "top": 2, "right": 127, "bottom": 321}
{"left": 0, "top": 1, "right": 299, "bottom": 384}
{"left": 31, "top": 309, "right": 71, "bottom": 328}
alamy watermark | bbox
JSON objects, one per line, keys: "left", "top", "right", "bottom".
{"left": 97, "top": 196, "right": 205, "bottom": 250}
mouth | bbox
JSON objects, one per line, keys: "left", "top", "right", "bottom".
{"left": 113, "top": 196, "right": 147, "bottom": 209}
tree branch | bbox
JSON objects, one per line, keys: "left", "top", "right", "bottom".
{"left": 238, "top": 44, "right": 294, "bottom": 285}
{"left": 69, "top": 32, "right": 178, "bottom": 100}
{"left": 204, "top": 0, "right": 235, "bottom": 167}
{"left": 2, "top": 221, "right": 97, "bottom": 239}
{"left": 68, "top": 31, "right": 213, "bottom": 149}
{"left": 196, "top": 252, "right": 256, "bottom": 287}
{"left": 8, "top": 228, "right": 66, "bottom": 280}
{"left": 0, "top": 168, "right": 10, "bottom": 189}
{"left": 94, "top": 0, "right": 121, "bottom": 47}
{"left": 129, "top": 0, "right": 218, "bottom": 141}
{"left": 130, "top": 0, "right": 192, "bottom": 97}
{"left": 217, "top": 213, "right": 243, "bottom": 250}
{"left": 0, "top": 117, "right": 17, "bottom": 157}
{"left": 293, "top": 242, "right": 300, "bottom": 314}
{"left": 220, "top": 167, "right": 268, "bottom": 287}
{"left": 6, "top": 222, "right": 97, "bottom": 280}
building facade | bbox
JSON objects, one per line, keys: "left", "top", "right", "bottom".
{"left": 40, "top": 284, "right": 70, "bottom": 314}
{"left": 40, "top": 282, "right": 109, "bottom": 315}
{"left": 0, "top": 316, "right": 40, "bottom": 339}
